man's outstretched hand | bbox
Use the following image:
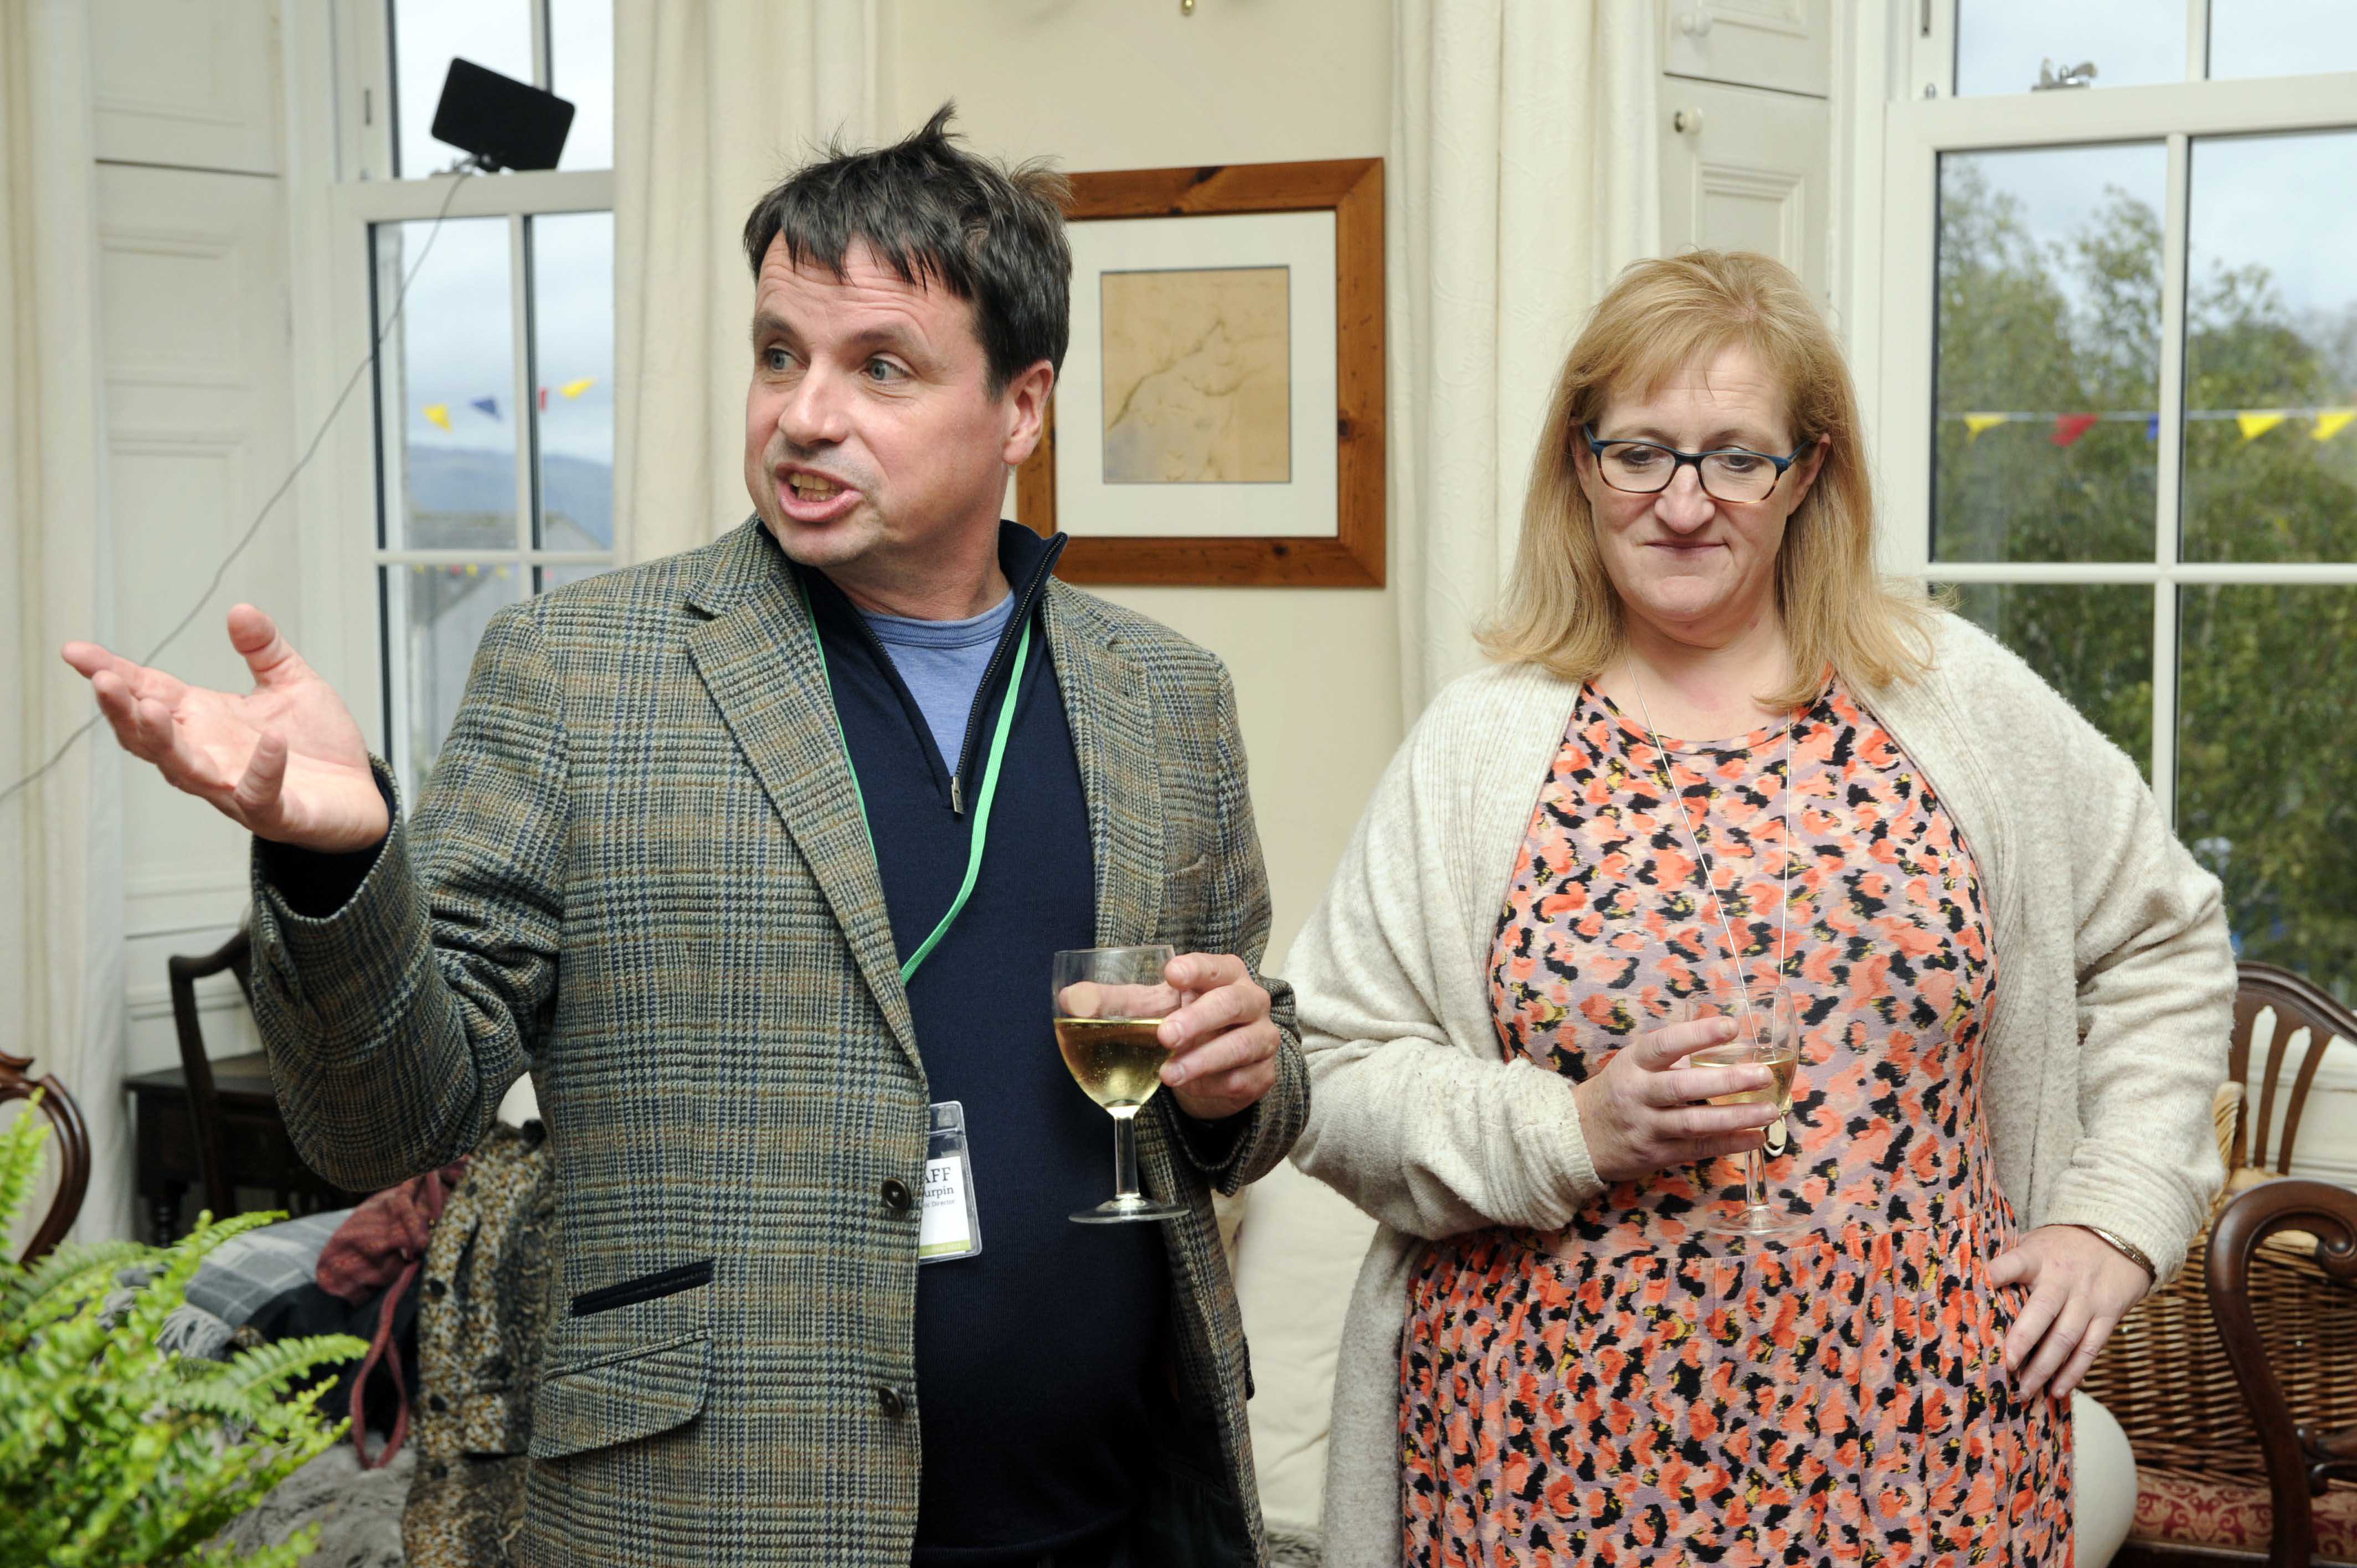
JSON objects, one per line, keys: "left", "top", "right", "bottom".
{"left": 61, "top": 604, "right": 389, "bottom": 852}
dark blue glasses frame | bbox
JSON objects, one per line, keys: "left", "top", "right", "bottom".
{"left": 1579, "top": 423, "right": 1813, "bottom": 499}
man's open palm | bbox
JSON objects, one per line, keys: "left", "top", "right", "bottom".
{"left": 61, "top": 604, "right": 389, "bottom": 852}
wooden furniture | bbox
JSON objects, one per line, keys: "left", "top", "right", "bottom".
{"left": 167, "top": 928, "right": 256, "bottom": 1221}
{"left": 2090, "top": 961, "right": 2357, "bottom": 1565}
{"left": 125, "top": 1051, "right": 363, "bottom": 1242}
{"left": 131, "top": 929, "right": 363, "bottom": 1241}
{"left": 2208, "top": 1179, "right": 2357, "bottom": 1567}
{"left": 1, "top": 1046, "right": 90, "bottom": 1262}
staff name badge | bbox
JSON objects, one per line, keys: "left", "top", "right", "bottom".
{"left": 919, "top": 1101, "right": 982, "bottom": 1263}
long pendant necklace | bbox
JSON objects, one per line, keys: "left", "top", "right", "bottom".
{"left": 1627, "top": 670, "right": 1804, "bottom": 1148}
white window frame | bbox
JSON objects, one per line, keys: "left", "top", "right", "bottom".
{"left": 1871, "top": 1, "right": 2357, "bottom": 827}
{"left": 286, "top": 0, "right": 616, "bottom": 779}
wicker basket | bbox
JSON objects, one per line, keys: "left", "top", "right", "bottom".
{"left": 2077, "top": 1085, "right": 2357, "bottom": 1485}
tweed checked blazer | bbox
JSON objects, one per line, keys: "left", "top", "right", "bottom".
{"left": 246, "top": 519, "right": 1309, "bottom": 1567}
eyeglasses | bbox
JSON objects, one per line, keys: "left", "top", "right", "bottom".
{"left": 1579, "top": 424, "right": 1813, "bottom": 504}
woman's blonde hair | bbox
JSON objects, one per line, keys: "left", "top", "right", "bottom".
{"left": 1480, "top": 250, "right": 1933, "bottom": 709}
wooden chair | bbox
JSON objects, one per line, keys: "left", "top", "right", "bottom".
{"left": 2207, "top": 1179, "right": 2357, "bottom": 1567}
{"left": 2091, "top": 961, "right": 2357, "bottom": 1565}
{"left": 1, "top": 1046, "right": 91, "bottom": 1262}
{"left": 166, "top": 927, "right": 256, "bottom": 1222}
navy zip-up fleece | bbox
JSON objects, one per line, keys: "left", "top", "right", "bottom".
{"left": 795, "top": 522, "right": 1166, "bottom": 1565}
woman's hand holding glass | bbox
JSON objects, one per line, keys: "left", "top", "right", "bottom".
{"left": 1572, "top": 1015, "right": 1782, "bottom": 1184}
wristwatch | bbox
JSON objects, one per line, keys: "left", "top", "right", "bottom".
{"left": 2071, "top": 1223, "right": 2157, "bottom": 1279}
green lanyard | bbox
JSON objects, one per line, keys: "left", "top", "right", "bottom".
{"left": 797, "top": 579, "right": 1033, "bottom": 986}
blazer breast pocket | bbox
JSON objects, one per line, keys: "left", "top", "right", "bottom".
{"left": 529, "top": 1261, "right": 714, "bottom": 1462}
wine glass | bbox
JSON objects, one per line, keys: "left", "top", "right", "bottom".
{"left": 1675, "top": 968, "right": 1803, "bottom": 1239}
{"left": 1053, "top": 946, "right": 1192, "bottom": 1224}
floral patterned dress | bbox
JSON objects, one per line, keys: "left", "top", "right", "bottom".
{"left": 1399, "top": 679, "right": 2071, "bottom": 1567}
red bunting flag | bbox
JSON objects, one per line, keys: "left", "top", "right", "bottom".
{"left": 2051, "top": 413, "right": 2099, "bottom": 446}
{"left": 538, "top": 386, "right": 549, "bottom": 411}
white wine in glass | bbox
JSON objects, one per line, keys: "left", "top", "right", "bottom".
{"left": 1675, "top": 977, "right": 1803, "bottom": 1239}
{"left": 1053, "top": 946, "right": 1192, "bottom": 1224}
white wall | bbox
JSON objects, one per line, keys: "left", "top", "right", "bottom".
{"left": 886, "top": 0, "right": 1403, "bottom": 971}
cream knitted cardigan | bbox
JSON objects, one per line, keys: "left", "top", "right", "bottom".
{"left": 1288, "top": 613, "right": 2236, "bottom": 1566}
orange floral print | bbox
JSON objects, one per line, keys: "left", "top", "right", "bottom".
{"left": 1401, "top": 681, "right": 2071, "bottom": 1567}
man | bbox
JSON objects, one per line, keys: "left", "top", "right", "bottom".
{"left": 62, "top": 107, "right": 1305, "bottom": 1567}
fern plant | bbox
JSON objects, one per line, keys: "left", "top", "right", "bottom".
{"left": 1, "top": 1092, "right": 368, "bottom": 1568}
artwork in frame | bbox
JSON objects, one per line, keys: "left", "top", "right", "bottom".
{"left": 1017, "top": 157, "right": 1385, "bottom": 586}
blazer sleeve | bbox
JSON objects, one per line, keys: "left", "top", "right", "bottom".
{"left": 2042, "top": 693, "right": 2236, "bottom": 1285}
{"left": 1288, "top": 709, "right": 1604, "bottom": 1240}
{"left": 246, "top": 602, "right": 565, "bottom": 1192}
{"left": 1156, "top": 661, "right": 1308, "bottom": 1194}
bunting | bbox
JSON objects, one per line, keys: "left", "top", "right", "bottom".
{"left": 418, "top": 376, "right": 599, "bottom": 432}
{"left": 1945, "top": 405, "right": 2356, "bottom": 445}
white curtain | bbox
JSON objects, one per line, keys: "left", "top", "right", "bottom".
{"left": 1, "top": 0, "right": 126, "bottom": 1246}
{"left": 613, "top": 0, "right": 879, "bottom": 565}
{"left": 1390, "top": 0, "right": 1660, "bottom": 714}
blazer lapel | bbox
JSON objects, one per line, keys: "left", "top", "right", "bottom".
{"left": 684, "top": 525, "right": 922, "bottom": 1077}
{"left": 1046, "top": 586, "right": 1164, "bottom": 950}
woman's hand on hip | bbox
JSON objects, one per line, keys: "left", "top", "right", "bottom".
{"left": 1989, "top": 1224, "right": 2154, "bottom": 1401}
{"left": 1572, "top": 1015, "right": 1782, "bottom": 1184}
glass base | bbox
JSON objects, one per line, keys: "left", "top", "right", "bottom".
{"left": 1700, "top": 1205, "right": 1809, "bottom": 1239}
{"left": 1070, "top": 1195, "right": 1190, "bottom": 1225}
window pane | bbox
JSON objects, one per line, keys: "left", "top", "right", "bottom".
{"left": 549, "top": 0, "right": 614, "bottom": 171}
{"left": 1954, "top": 1, "right": 2186, "bottom": 97}
{"left": 1934, "top": 145, "right": 2166, "bottom": 564}
{"left": 376, "top": 217, "right": 518, "bottom": 551}
{"left": 2178, "top": 585, "right": 2357, "bottom": 1003}
{"left": 391, "top": 0, "right": 533, "bottom": 179}
{"left": 2180, "top": 130, "right": 2357, "bottom": 564}
{"left": 2208, "top": 0, "right": 2357, "bottom": 79}
{"left": 1941, "top": 582, "right": 2153, "bottom": 771}
{"left": 536, "top": 563, "right": 613, "bottom": 593}
{"left": 529, "top": 212, "right": 614, "bottom": 553}
{"left": 383, "top": 562, "right": 522, "bottom": 793}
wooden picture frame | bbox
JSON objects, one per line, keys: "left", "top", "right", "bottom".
{"left": 1017, "top": 157, "right": 1385, "bottom": 587}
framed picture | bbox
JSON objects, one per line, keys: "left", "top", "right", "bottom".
{"left": 1018, "top": 157, "right": 1384, "bottom": 587}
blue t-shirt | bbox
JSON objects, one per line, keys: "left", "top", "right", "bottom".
{"left": 858, "top": 592, "right": 1016, "bottom": 770}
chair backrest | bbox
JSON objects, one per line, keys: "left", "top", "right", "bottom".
{"left": 1, "top": 1049, "right": 91, "bottom": 1263}
{"left": 167, "top": 928, "right": 256, "bottom": 1222}
{"left": 2227, "top": 961, "right": 2356, "bottom": 1177}
{"left": 2206, "top": 1178, "right": 2357, "bottom": 1568}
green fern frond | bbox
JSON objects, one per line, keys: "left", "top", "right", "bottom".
{"left": 167, "top": 1334, "right": 373, "bottom": 1414}
{"left": 1, "top": 1099, "right": 364, "bottom": 1568}
{"left": 0, "top": 1095, "right": 49, "bottom": 1237}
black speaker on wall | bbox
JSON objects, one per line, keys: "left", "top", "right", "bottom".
{"left": 429, "top": 58, "right": 574, "bottom": 173}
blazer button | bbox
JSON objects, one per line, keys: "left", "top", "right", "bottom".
{"left": 877, "top": 1385, "right": 909, "bottom": 1419}
{"left": 881, "top": 1177, "right": 913, "bottom": 1214}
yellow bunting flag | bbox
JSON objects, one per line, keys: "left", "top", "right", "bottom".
{"left": 2236, "top": 411, "right": 2287, "bottom": 441}
{"left": 2315, "top": 410, "right": 2355, "bottom": 442}
{"left": 560, "top": 377, "right": 596, "bottom": 399}
{"left": 424, "top": 403, "right": 452, "bottom": 432}
{"left": 1963, "top": 413, "right": 2007, "bottom": 441}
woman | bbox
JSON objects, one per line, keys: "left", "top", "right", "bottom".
{"left": 1290, "top": 251, "right": 2234, "bottom": 1566}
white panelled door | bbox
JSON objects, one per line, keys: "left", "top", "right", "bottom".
{"left": 1658, "top": 78, "right": 1832, "bottom": 308}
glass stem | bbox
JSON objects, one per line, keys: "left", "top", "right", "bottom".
{"left": 1111, "top": 1107, "right": 1144, "bottom": 1201}
{"left": 1745, "top": 1146, "right": 1767, "bottom": 1216}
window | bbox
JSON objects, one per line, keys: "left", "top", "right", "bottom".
{"left": 1879, "top": 2, "right": 2357, "bottom": 999}
{"left": 333, "top": 0, "right": 615, "bottom": 796}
